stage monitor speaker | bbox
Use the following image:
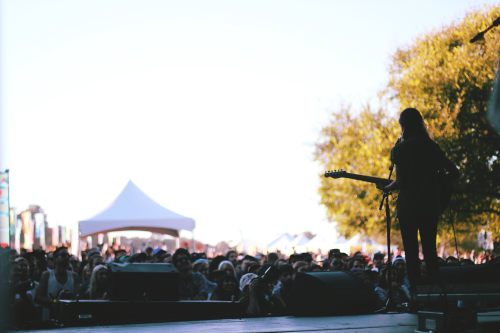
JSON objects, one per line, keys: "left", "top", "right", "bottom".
{"left": 288, "top": 271, "right": 377, "bottom": 316}
{"left": 108, "top": 263, "right": 179, "bottom": 301}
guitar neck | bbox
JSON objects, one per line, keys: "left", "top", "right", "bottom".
{"left": 325, "top": 171, "right": 393, "bottom": 185}
{"left": 343, "top": 173, "right": 392, "bottom": 185}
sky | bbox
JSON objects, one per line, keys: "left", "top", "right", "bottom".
{"left": 1, "top": 0, "right": 498, "bottom": 246}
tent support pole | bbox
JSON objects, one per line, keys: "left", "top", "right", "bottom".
{"left": 192, "top": 229, "right": 195, "bottom": 253}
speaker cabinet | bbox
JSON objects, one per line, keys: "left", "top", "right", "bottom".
{"left": 288, "top": 271, "right": 377, "bottom": 316}
{"left": 108, "top": 263, "right": 179, "bottom": 301}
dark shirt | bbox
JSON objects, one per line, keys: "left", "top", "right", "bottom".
{"left": 391, "top": 138, "right": 445, "bottom": 218}
{"left": 179, "top": 272, "right": 209, "bottom": 299}
{"left": 273, "top": 287, "right": 291, "bottom": 306}
{"left": 80, "top": 280, "right": 90, "bottom": 294}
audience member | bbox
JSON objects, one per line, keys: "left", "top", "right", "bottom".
{"left": 129, "top": 253, "right": 147, "bottom": 263}
{"left": 239, "top": 273, "right": 286, "bottom": 315}
{"left": 293, "top": 261, "right": 309, "bottom": 273}
{"left": 193, "top": 259, "right": 210, "bottom": 279}
{"left": 162, "top": 253, "right": 172, "bottom": 263}
{"left": 14, "top": 257, "right": 40, "bottom": 303}
{"left": 374, "top": 267, "right": 411, "bottom": 306}
{"left": 446, "top": 256, "right": 459, "bottom": 266}
{"left": 349, "top": 256, "right": 365, "bottom": 271}
{"left": 218, "top": 260, "right": 236, "bottom": 277}
{"left": 460, "top": 259, "right": 475, "bottom": 266}
{"left": 3, "top": 261, "right": 39, "bottom": 323}
{"left": 22, "top": 252, "right": 39, "bottom": 281}
{"left": 275, "top": 259, "right": 287, "bottom": 268}
{"left": 248, "top": 264, "right": 261, "bottom": 274}
{"left": 237, "top": 255, "right": 259, "bottom": 279}
{"left": 34, "top": 249, "right": 48, "bottom": 276}
{"left": 81, "top": 255, "right": 107, "bottom": 294}
{"left": 35, "top": 247, "right": 81, "bottom": 320}
{"left": 84, "top": 265, "right": 108, "bottom": 300}
{"left": 173, "top": 248, "right": 209, "bottom": 300}
{"left": 392, "top": 255, "right": 410, "bottom": 289}
{"left": 289, "top": 254, "right": 303, "bottom": 266}
{"left": 209, "top": 255, "right": 228, "bottom": 275}
{"left": 372, "top": 252, "right": 384, "bottom": 271}
{"left": 309, "top": 264, "right": 322, "bottom": 272}
{"left": 70, "top": 255, "right": 81, "bottom": 276}
{"left": 210, "top": 274, "right": 241, "bottom": 301}
{"left": 152, "top": 248, "right": 167, "bottom": 263}
{"left": 273, "top": 264, "right": 294, "bottom": 306}
{"left": 329, "top": 254, "right": 344, "bottom": 272}
{"left": 266, "top": 253, "right": 279, "bottom": 266}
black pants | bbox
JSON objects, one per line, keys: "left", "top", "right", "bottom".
{"left": 399, "top": 216, "right": 439, "bottom": 291}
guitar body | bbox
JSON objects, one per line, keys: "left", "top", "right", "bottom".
{"left": 324, "top": 170, "right": 392, "bottom": 185}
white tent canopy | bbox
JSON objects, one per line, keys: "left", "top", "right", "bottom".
{"left": 267, "top": 233, "right": 295, "bottom": 253}
{"left": 79, "top": 180, "right": 195, "bottom": 239}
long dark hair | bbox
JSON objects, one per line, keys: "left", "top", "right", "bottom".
{"left": 399, "top": 108, "right": 432, "bottom": 141}
{"left": 213, "top": 274, "right": 241, "bottom": 300}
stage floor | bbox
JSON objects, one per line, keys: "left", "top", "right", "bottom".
{"left": 16, "top": 311, "right": 500, "bottom": 333}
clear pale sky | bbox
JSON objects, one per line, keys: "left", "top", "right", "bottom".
{"left": 1, "top": 1, "right": 497, "bottom": 245}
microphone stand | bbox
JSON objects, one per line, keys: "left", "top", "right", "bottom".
{"left": 375, "top": 163, "right": 398, "bottom": 313}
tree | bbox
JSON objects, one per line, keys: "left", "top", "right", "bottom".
{"left": 387, "top": 5, "right": 500, "bottom": 238}
{"left": 314, "top": 104, "right": 400, "bottom": 238}
{"left": 316, "top": 5, "right": 500, "bottom": 241}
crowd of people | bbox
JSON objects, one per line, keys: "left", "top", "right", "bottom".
{"left": 1, "top": 245, "right": 498, "bottom": 325}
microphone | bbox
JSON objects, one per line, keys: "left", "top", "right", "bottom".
{"left": 470, "top": 16, "right": 500, "bottom": 43}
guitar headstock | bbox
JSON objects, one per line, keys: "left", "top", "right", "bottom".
{"left": 324, "top": 169, "right": 346, "bottom": 178}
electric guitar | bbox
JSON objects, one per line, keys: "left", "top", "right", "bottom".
{"left": 324, "top": 170, "right": 392, "bottom": 185}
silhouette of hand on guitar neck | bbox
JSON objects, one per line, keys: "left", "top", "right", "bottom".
{"left": 324, "top": 170, "right": 392, "bottom": 185}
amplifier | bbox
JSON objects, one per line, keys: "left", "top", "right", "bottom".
{"left": 107, "top": 263, "right": 179, "bottom": 301}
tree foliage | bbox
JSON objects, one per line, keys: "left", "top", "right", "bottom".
{"left": 316, "top": 5, "right": 500, "bottom": 240}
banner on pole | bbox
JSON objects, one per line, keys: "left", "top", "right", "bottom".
{"left": 0, "top": 170, "right": 9, "bottom": 247}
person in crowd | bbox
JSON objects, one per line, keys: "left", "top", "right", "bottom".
{"left": 237, "top": 255, "right": 259, "bottom": 280}
{"left": 309, "top": 264, "right": 322, "bottom": 272}
{"left": 218, "top": 260, "right": 236, "bottom": 277}
{"left": 376, "top": 108, "right": 460, "bottom": 295}
{"left": 3, "top": 261, "right": 40, "bottom": 322}
{"left": 209, "top": 255, "right": 228, "bottom": 275}
{"left": 266, "top": 253, "right": 279, "bottom": 266}
{"left": 437, "top": 256, "right": 446, "bottom": 267}
{"left": 392, "top": 255, "right": 410, "bottom": 289}
{"left": 226, "top": 250, "right": 239, "bottom": 272}
{"left": 193, "top": 259, "right": 210, "bottom": 279}
{"left": 162, "top": 253, "right": 172, "bottom": 263}
{"left": 80, "top": 255, "right": 107, "bottom": 294}
{"left": 113, "top": 249, "right": 127, "bottom": 263}
{"left": 288, "top": 254, "right": 303, "bottom": 266}
{"left": 372, "top": 252, "right": 384, "bottom": 271}
{"left": 322, "top": 259, "right": 330, "bottom": 271}
{"left": 420, "top": 265, "right": 427, "bottom": 278}
{"left": 248, "top": 264, "right": 261, "bottom": 274}
{"left": 460, "top": 259, "right": 475, "bottom": 266}
{"left": 145, "top": 247, "right": 153, "bottom": 262}
{"left": 152, "top": 248, "right": 167, "bottom": 263}
{"left": 239, "top": 273, "right": 286, "bottom": 315}
{"left": 173, "top": 248, "right": 209, "bottom": 300}
{"left": 22, "top": 252, "right": 39, "bottom": 281}
{"left": 446, "top": 256, "right": 459, "bottom": 266}
{"left": 209, "top": 270, "right": 227, "bottom": 285}
{"left": 328, "top": 248, "right": 340, "bottom": 260}
{"left": 70, "top": 255, "right": 81, "bottom": 276}
{"left": 34, "top": 249, "right": 48, "bottom": 277}
{"left": 275, "top": 259, "right": 287, "bottom": 269}
{"left": 84, "top": 265, "right": 108, "bottom": 300}
{"left": 293, "top": 261, "right": 309, "bottom": 273}
{"left": 329, "top": 254, "right": 344, "bottom": 272}
{"left": 129, "top": 252, "right": 147, "bottom": 263}
{"left": 15, "top": 257, "right": 40, "bottom": 303}
{"left": 210, "top": 274, "right": 241, "bottom": 301}
{"left": 45, "top": 252, "right": 54, "bottom": 272}
{"left": 81, "top": 264, "right": 92, "bottom": 284}
{"left": 374, "top": 267, "right": 411, "bottom": 306}
{"left": 349, "top": 256, "right": 366, "bottom": 271}
{"left": 35, "top": 247, "right": 81, "bottom": 320}
{"left": 273, "top": 264, "right": 294, "bottom": 306}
